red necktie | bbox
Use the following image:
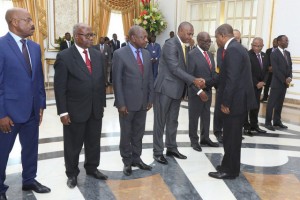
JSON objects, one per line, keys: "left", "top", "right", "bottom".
{"left": 222, "top": 49, "right": 226, "bottom": 60}
{"left": 203, "top": 51, "right": 212, "bottom": 70}
{"left": 20, "top": 39, "right": 32, "bottom": 76}
{"left": 83, "top": 49, "right": 92, "bottom": 74}
{"left": 136, "top": 50, "right": 144, "bottom": 75}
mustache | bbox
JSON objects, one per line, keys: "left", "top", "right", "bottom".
{"left": 31, "top": 25, "right": 35, "bottom": 30}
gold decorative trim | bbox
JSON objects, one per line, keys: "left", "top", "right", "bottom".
{"left": 268, "top": 0, "right": 275, "bottom": 48}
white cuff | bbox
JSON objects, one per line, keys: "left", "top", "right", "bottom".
{"left": 197, "top": 89, "right": 203, "bottom": 95}
{"left": 59, "top": 112, "right": 68, "bottom": 117}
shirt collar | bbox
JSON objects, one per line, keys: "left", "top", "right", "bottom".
{"left": 224, "top": 37, "right": 235, "bottom": 50}
{"left": 9, "top": 31, "right": 23, "bottom": 44}
{"left": 177, "top": 35, "right": 184, "bottom": 45}
{"left": 75, "top": 43, "right": 88, "bottom": 54}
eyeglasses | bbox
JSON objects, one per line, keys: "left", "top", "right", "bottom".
{"left": 13, "top": 18, "right": 33, "bottom": 23}
{"left": 199, "top": 39, "right": 212, "bottom": 44}
{"left": 77, "top": 33, "right": 96, "bottom": 39}
{"left": 252, "top": 44, "right": 263, "bottom": 48}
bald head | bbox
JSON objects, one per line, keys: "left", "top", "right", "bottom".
{"left": 251, "top": 37, "right": 264, "bottom": 53}
{"left": 197, "top": 32, "right": 211, "bottom": 51}
{"left": 128, "top": 25, "right": 148, "bottom": 49}
{"left": 5, "top": 7, "right": 35, "bottom": 38}
{"left": 177, "top": 21, "right": 194, "bottom": 43}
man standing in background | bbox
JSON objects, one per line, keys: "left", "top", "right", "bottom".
{"left": 121, "top": 35, "right": 129, "bottom": 47}
{"left": 113, "top": 26, "right": 154, "bottom": 176}
{"left": 0, "top": 8, "right": 50, "bottom": 199}
{"left": 60, "top": 32, "right": 73, "bottom": 51}
{"left": 146, "top": 35, "right": 161, "bottom": 80}
{"left": 54, "top": 23, "right": 107, "bottom": 189}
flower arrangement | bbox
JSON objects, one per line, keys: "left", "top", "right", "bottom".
{"left": 134, "top": 0, "right": 167, "bottom": 36}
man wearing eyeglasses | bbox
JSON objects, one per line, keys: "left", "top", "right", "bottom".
{"left": 54, "top": 23, "right": 107, "bottom": 189}
{"left": 0, "top": 8, "right": 50, "bottom": 199}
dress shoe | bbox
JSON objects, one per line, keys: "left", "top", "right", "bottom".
{"left": 251, "top": 127, "right": 266, "bottom": 133}
{"left": 132, "top": 161, "right": 152, "bottom": 170}
{"left": 215, "top": 135, "right": 223, "bottom": 143}
{"left": 208, "top": 171, "right": 237, "bottom": 179}
{"left": 243, "top": 129, "right": 253, "bottom": 136}
{"left": 200, "top": 139, "right": 219, "bottom": 147}
{"left": 166, "top": 150, "right": 187, "bottom": 159}
{"left": 216, "top": 165, "right": 222, "bottom": 171}
{"left": 153, "top": 155, "right": 168, "bottom": 164}
{"left": 123, "top": 165, "right": 132, "bottom": 176}
{"left": 0, "top": 193, "right": 7, "bottom": 200}
{"left": 273, "top": 123, "right": 288, "bottom": 129}
{"left": 67, "top": 176, "right": 77, "bottom": 188}
{"left": 265, "top": 124, "right": 275, "bottom": 131}
{"left": 22, "top": 180, "right": 51, "bottom": 193}
{"left": 192, "top": 146, "right": 202, "bottom": 152}
{"left": 87, "top": 170, "right": 108, "bottom": 180}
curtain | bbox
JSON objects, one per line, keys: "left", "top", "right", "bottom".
{"left": 122, "top": 0, "right": 140, "bottom": 36}
{"left": 12, "top": 0, "right": 48, "bottom": 69}
{"left": 89, "top": 0, "right": 111, "bottom": 44}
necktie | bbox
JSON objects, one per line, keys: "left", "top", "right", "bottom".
{"left": 222, "top": 49, "right": 226, "bottom": 60}
{"left": 67, "top": 41, "right": 70, "bottom": 48}
{"left": 20, "top": 39, "right": 32, "bottom": 76}
{"left": 182, "top": 44, "right": 186, "bottom": 63}
{"left": 203, "top": 51, "right": 212, "bottom": 70}
{"left": 283, "top": 50, "right": 289, "bottom": 64}
{"left": 100, "top": 45, "right": 104, "bottom": 53}
{"left": 83, "top": 49, "right": 92, "bottom": 74}
{"left": 136, "top": 50, "right": 144, "bottom": 75}
{"left": 256, "top": 53, "right": 263, "bottom": 69}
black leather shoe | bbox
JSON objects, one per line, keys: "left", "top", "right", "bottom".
{"left": 208, "top": 171, "right": 237, "bottom": 179}
{"left": 87, "top": 170, "right": 108, "bottom": 180}
{"left": 216, "top": 135, "right": 223, "bottom": 144}
{"left": 192, "top": 146, "right": 202, "bottom": 152}
{"left": 166, "top": 150, "right": 187, "bottom": 159}
{"left": 22, "top": 180, "right": 51, "bottom": 193}
{"left": 200, "top": 139, "right": 219, "bottom": 147}
{"left": 132, "top": 161, "right": 152, "bottom": 170}
{"left": 153, "top": 155, "right": 168, "bottom": 164}
{"left": 251, "top": 127, "right": 266, "bottom": 133}
{"left": 265, "top": 124, "right": 275, "bottom": 131}
{"left": 67, "top": 176, "right": 77, "bottom": 188}
{"left": 243, "top": 129, "right": 253, "bottom": 136}
{"left": 0, "top": 193, "right": 7, "bottom": 200}
{"left": 123, "top": 165, "right": 132, "bottom": 176}
{"left": 273, "top": 123, "right": 288, "bottom": 129}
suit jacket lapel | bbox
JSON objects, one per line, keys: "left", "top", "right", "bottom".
{"left": 196, "top": 48, "right": 211, "bottom": 71}
{"left": 6, "top": 33, "right": 32, "bottom": 77}
{"left": 89, "top": 48, "right": 100, "bottom": 79}
{"left": 126, "top": 46, "right": 143, "bottom": 76}
{"left": 175, "top": 37, "right": 186, "bottom": 67}
{"left": 71, "top": 46, "right": 91, "bottom": 76}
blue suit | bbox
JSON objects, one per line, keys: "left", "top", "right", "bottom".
{"left": 0, "top": 33, "right": 46, "bottom": 194}
{"left": 146, "top": 42, "right": 161, "bottom": 79}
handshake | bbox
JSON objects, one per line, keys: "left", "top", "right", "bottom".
{"left": 193, "top": 78, "right": 208, "bottom": 102}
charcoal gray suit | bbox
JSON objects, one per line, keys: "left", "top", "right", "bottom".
{"left": 112, "top": 44, "right": 154, "bottom": 165}
{"left": 153, "top": 36, "right": 197, "bottom": 155}
{"left": 93, "top": 43, "right": 111, "bottom": 83}
{"left": 265, "top": 48, "right": 292, "bottom": 125}
{"left": 187, "top": 47, "right": 218, "bottom": 146}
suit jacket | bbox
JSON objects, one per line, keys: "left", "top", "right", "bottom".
{"left": 218, "top": 39, "right": 256, "bottom": 116}
{"left": 187, "top": 47, "right": 218, "bottom": 97}
{"left": 154, "top": 36, "right": 196, "bottom": 99}
{"left": 111, "top": 39, "right": 120, "bottom": 52}
{"left": 112, "top": 45, "right": 153, "bottom": 111}
{"left": 92, "top": 43, "right": 111, "bottom": 63}
{"left": 270, "top": 48, "right": 292, "bottom": 88}
{"left": 146, "top": 42, "right": 161, "bottom": 61}
{"left": 60, "top": 40, "right": 74, "bottom": 51}
{"left": 54, "top": 45, "right": 106, "bottom": 122}
{"left": 248, "top": 49, "right": 269, "bottom": 88}
{"left": 0, "top": 33, "right": 46, "bottom": 123}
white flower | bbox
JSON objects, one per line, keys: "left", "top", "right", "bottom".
{"left": 161, "top": 21, "right": 164, "bottom": 26}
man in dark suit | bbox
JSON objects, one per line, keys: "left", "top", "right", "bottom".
{"left": 208, "top": 24, "right": 256, "bottom": 179}
{"left": 111, "top": 33, "right": 120, "bottom": 52}
{"left": 121, "top": 35, "right": 129, "bottom": 47}
{"left": 246, "top": 37, "right": 268, "bottom": 135}
{"left": 60, "top": 32, "right": 74, "bottom": 51}
{"left": 165, "top": 31, "right": 174, "bottom": 43}
{"left": 146, "top": 35, "right": 161, "bottom": 79}
{"left": 93, "top": 36, "right": 112, "bottom": 86}
{"left": 261, "top": 38, "right": 278, "bottom": 102}
{"left": 153, "top": 22, "right": 205, "bottom": 165}
{"left": 113, "top": 25, "right": 154, "bottom": 176}
{"left": 54, "top": 23, "right": 107, "bottom": 189}
{"left": 188, "top": 32, "right": 219, "bottom": 152}
{"left": 265, "top": 35, "right": 292, "bottom": 131}
{"left": 0, "top": 8, "right": 50, "bottom": 199}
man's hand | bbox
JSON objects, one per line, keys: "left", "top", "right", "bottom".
{"left": 0, "top": 116, "right": 14, "bottom": 133}
{"left": 60, "top": 115, "right": 71, "bottom": 125}
{"left": 39, "top": 109, "right": 44, "bottom": 126}
{"left": 118, "top": 106, "right": 128, "bottom": 117}
{"left": 256, "top": 82, "right": 265, "bottom": 89}
{"left": 146, "top": 103, "right": 152, "bottom": 111}
{"left": 199, "top": 91, "right": 208, "bottom": 102}
{"left": 193, "top": 78, "right": 206, "bottom": 89}
{"left": 221, "top": 104, "right": 230, "bottom": 114}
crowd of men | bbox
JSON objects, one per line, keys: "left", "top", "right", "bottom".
{"left": 0, "top": 7, "right": 292, "bottom": 200}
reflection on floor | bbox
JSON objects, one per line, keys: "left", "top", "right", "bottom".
{"left": 4, "top": 92, "right": 300, "bottom": 200}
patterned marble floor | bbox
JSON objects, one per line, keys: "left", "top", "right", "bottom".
{"left": 4, "top": 93, "right": 300, "bottom": 200}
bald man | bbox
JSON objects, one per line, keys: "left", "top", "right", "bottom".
{"left": 153, "top": 22, "right": 205, "bottom": 164}
{"left": 0, "top": 8, "right": 50, "bottom": 199}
